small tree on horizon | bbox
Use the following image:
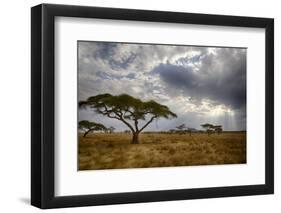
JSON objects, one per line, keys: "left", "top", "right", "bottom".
{"left": 79, "top": 93, "right": 177, "bottom": 144}
{"left": 186, "top": 127, "right": 193, "bottom": 136}
{"left": 124, "top": 130, "right": 131, "bottom": 134}
{"left": 106, "top": 126, "right": 116, "bottom": 134}
{"left": 201, "top": 123, "right": 214, "bottom": 136}
{"left": 78, "top": 120, "right": 107, "bottom": 137}
{"left": 213, "top": 125, "right": 223, "bottom": 135}
{"left": 176, "top": 124, "right": 187, "bottom": 134}
{"left": 201, "top": 123, "right": 223, "bottom": 135}
{"left": 169, "top": 129, "right": 176, "bottom": 134}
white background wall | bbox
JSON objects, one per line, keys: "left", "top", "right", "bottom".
{"left": 0, "top": 0, "right": 279, "bottom": 212}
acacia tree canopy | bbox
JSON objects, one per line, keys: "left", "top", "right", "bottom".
{"left": 176, "top": 124, "right": 186, "bottom": 130}
{"left": 78, "top": 120, "right": 107, "bottom": 137}
{"left": 201, "top": 123, "right": 223, "bottom": 135}
{"left": 79, "top": 93, "right": 177, "bottom": 144}
{"left": 201, "top": 123, "right": 214, "bottom": 130}
{"left": 213, "top": 125, "right": 223, "bottom": 134}
{"left": 107, "top": 126, "right": 115, "bottom": 133}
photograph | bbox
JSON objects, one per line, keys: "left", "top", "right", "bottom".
{"left": 78, "top": 41, "right": 247, "bottom": 170}
{"left": 30, "top": 3, "right": 274, "bottom": 209}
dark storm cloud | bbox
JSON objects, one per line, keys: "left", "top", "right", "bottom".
{"left": 152, "top": 48, "right": 246, "bottom": 110}
{"left": 92, "top": 42, "right": 137, "bottom": 70}
{"left": 126, "top": 73, "right": 136, "bottom": 79}
{"left": 78, "top": 41, "right": 247, "bottom": 131}
{"left": 92, "top": 42, "right": 117, "bottom": 59}
{"left": 152, "top": 64, "right": 198, "bottom": 90}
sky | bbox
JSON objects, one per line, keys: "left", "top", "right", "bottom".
{"left": 78, "top": 41, "right": 246, "bottom": 131}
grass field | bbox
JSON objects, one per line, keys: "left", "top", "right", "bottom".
{"left": 78, "top": 132, "right": 246, "bottom": 170}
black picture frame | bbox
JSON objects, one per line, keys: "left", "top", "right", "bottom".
{"left": 31, "top": 3, "right": 274, "bottom": 209}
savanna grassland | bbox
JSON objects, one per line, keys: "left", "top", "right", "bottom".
{"left": 78, "top": 132, "right": 246, "bottom": 170}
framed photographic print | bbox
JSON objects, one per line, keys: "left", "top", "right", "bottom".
{"left": 31, "top": 3, "right": 274, "bottom": 209}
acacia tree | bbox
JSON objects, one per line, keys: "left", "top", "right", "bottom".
{"left": 124, "top": 130, "right": 131, "bottom": 134}
{"left": 79, "top": 94, "right": 177, "bottom": 144}
{"left": 169, "top": 129, "right": 176, "bottom": 134}
{"left": 186, "top": 127, "right": 193, "bottom": 136}
{"left": 78, "top": 120, "right": 107, "bottom": 137}
{"left": 201, "top": 123, "right": 214, "bottom": 136}
{"left": 201, "top": 123, "right": 223, "bottom": 135}
{"left": 213, "top": 125, "right": 223, "bottom": 135}
{"left": 176, "top": 124, "right": 186, "bottom": 134}
{"left": 107, "top": 126, "right": 115, "bottom": 134}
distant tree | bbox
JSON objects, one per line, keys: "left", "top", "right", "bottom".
{"left": 201, "top": 123, "right": 214, "bottom": 136}
{"left": 176, "top": 124, "right": 186, "bottom": 134}
{"left": 107, "top": 126, "right": 116, "bottom": 134}
{"left": 175, "top": 124, "right": 196, "bottom": 136}
{"left": 207, "top": 129, "right": 215, "bottom": 135}
{"left": 201, "top": 123, "right": 223, "bottom": 135}
{"left": 79, "top": 94, "right": 177, "bottom": 144}
{"left": 78, "top": 120, "right": 107, "bottom": 137}
{"left": 213, "top": 125, "right": 223, "bottom": 135}
{"left": 169, "top": 129, "right": 176, "bottom": 134}
{"left": 124, "top": 130, "right": 131, "bottom": 134}
{"left": 176, "top": 124, "right": 186, "bottom": 130}
{"left": 186, "top": 127, "right": 192, "bottom": 136}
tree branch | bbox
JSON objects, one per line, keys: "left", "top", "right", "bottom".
{"left": 101, "top": 105, "right": 136, "bottom": 133}
{"left": 119, "top": 117, "right": 135, "bottom": 133}
{"left": 139, "top": 116, "right": 156, "bottom": 132}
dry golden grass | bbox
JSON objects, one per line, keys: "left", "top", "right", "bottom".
{"left": 78, "top": 132, "right": 246, "bottom": 170}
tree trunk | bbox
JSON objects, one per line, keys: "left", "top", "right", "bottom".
{"left": 83, "top": 129, "right": 91, "bottom": 137}
{"left": 131, "top": 132, "right": 140, "bottom": 144}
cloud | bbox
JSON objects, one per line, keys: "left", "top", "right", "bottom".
{"left": 78, "top": 41, "right": 247, "bottom": 131}
{"left": 152, "top": 48, "right": 246, "bottom": 110}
